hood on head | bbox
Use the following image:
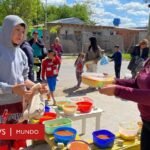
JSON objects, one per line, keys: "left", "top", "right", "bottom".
{"left": 0, "top": 15, "right": 26, "bottom": 48}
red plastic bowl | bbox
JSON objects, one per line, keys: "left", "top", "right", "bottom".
{"left": 76, "top": 101, "right": 93, "bottom": 113}
{"left": 39, "top": 112, "right": 57, "bottom": 123}
{"left": 0, "top": 145, "right": 9, "bottom": 150}
{"left": 82, "top": 96, "right": 93, "bottom": 103}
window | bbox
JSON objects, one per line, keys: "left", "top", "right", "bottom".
{"left": 93, "top": 32, "right": 96, "bottom": 35}
{"left": 97, "top": 32, "right": 102, "bottom": 36}
{"left": 110, "top": 31, "right": 113, "bottom": 35}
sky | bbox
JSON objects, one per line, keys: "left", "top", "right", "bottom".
{"left": 43, "top": 0, "right": 150, "bottom": 27}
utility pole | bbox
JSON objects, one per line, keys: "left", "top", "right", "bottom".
{"left": 45, "top": 0, "right": 47, "bottom": 29}
{"left": 147, "top": 4, "right": 150, "bottom": 44}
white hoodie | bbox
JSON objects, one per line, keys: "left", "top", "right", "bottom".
{"left": 0, "top": 15, "right": 29, "bottom": 105}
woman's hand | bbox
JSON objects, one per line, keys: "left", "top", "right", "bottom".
{"left": 99, "top": 84, "right": 117, "bottom": 96}
{"left": 12, "top": 83, "right": 25, "bottom": 96}
{"left": 24, "top": 83, "right": 49, "bottom": 102}
{"left": 12, "top": 84, "right": 34, "bottom": 101}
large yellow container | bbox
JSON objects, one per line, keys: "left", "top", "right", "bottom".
{"left": 82, "top": 73, "right": 114, "bottom": 88}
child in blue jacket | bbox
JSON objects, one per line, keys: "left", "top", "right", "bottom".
{"left": 109, "top": 45, "right": 122, "bottom": 78}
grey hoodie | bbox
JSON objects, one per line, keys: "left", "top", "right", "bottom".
{"left": 0, "top": 15, "right": 29, "bottom": 105}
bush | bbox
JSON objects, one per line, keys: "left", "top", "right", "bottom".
{"left": 122, "top": 53, "right": 131, "bottom": 61}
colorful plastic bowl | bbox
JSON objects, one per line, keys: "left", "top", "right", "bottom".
{"left": 76, "top": 101, "right": 93, "bottom": 113}
{"left": 63, "top": 103, "right": 78, "bottom": 116}
{"left": 56, "top": 101, "right": 71, "bottom": 110}
{"left": 45, "top": 105, "right": 51, "bottom": 112}
{"left": 54, "top": 126, "right": 77, "bottom": 145}
{"left": 39, "top": 112, "right": 57, "bottom": 123}
{"left": 92, "top": 129, "right": 115, "bottom": 149}
{"left": 43, "top": 118, "right": 72, "bottom": 134}
{"left": 30, "top": 119, "right": 40, "bottom": 124}
{"left": 67, "top": 140, "right": 91, "bottom": 150}
{"left": 119, "top": 122, "right": 139, "bottom": 140}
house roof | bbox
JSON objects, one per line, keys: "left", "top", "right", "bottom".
{"left": 49, "top": 17, "right": 85, "bottom": 25}
{"left": 46, "top": 17, "right": 147, "bottom": 32}
{"left": 131, "top": 26, "right": 147, "bottom": 30}
{"left": 114, "top": 26, "right": 147, "bottom": 31}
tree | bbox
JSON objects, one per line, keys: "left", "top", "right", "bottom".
{"left": 72, "top": 3, "right": 91, "bottom": 22}
{"left": 0, "top": 0, "right": 44, "bottom": 25}
{"left": 0, "top": 0, "right": 93, "bottom": 26}
{"left": 46, "top": 3, "right": 92, "bottom": 24}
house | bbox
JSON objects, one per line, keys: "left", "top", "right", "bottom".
{"left": 44, "top": 17, "right": 147, "bottom": 54}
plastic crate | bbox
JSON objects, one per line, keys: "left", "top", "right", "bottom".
{"left": 43, "top": 118, "right": 72, "bottom": 134}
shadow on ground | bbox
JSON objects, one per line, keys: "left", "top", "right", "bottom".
{"left": 63, "top": 86, "right": 97, "bottom": 97}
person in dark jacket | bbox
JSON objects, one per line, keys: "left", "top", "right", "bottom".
{"left": 131, "top": 39, "right": 149, "bottom": 60}
{"left": 109, "top": 45, "right": 122, "bottom": 78}
{"left": 20, "top": 41, "right": 34, "bottom": 81}
{"left": 129, "top": 39, "right": 149, "bottom": 78}
{"left": 28, "top": 30, "right": 45, "bottom": 81}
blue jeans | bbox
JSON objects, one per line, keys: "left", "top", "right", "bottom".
{"left": 47, "top": 76, "right": 57, "bottom": 92}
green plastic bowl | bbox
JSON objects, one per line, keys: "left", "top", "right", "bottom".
{"left": 56, "top": 101, "right": 71, "bottom": 111}
{"left": 43, "top": 118, "right": 72, "bottom": 134}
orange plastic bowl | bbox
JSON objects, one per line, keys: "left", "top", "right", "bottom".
{"left": 76, "top": 101, "right": 93, "bottom": 113}
{"left": 67, "top": 140, "right": 91, "bottom": 150}
{"left": 39, "top": 112, "right": 57, "bottom": 123}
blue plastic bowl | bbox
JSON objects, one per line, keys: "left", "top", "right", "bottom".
{"left": 53, "top": 126, "right": 77, "bottom": 145}
{"left": 45, "top": 105, "right": 50, "bottom": 112}
{"left": 92, "top": 129, "right": 115, "bottom": 149}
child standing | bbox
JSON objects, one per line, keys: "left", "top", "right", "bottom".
{"left": 51, "top": 37, "right": 63, "bottom": 72}
{"left": 74, "top": 53, "right": 85, "bottom": 88}
{"left": 41, "top": 49, "right": 61, "bottom": 105}
{"left": 109, "top": 45, "right": 122, "bottom": 78}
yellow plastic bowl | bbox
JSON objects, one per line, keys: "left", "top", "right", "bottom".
{"left": 119, "top": 122, "right": 139, "bottom": 141}
{"left": 56, "top": 101, "right": 71, "bottom": 110}
{"left": 120, "top": 134, "right": 136, "bottom": 140}
{"left": 30, "top": 119, "right": 40, "bottom": 124}
{"left": 63, "top": 103, "right": 78, "bottom": 116}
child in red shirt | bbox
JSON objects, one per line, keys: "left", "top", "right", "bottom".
{"left": 41, "top": 49, "right": 61, "bottom": 105}
{"left": 74, "top": 52, "right": 85, "bottom": 88}
{"left": 51, "top": 37, "right": 63, "bottom": 73}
